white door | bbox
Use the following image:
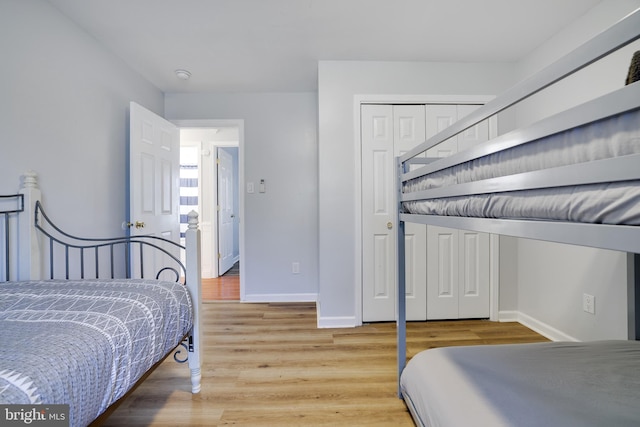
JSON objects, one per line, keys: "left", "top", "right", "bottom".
{"left": 361, "top": 105, "right": 427, "bottom": 322}
{"left": 129, "top": 102, "right": 181, "bottom": 280}
{"left": 394, "top": 106, "right": 427, "bottom": 321}
{"left": 217, "top": 147, "right": 235, "bottom": 275}
{"left": 425, "top": 104, "right": 490, "bottom": 319}
{"left": 362, "top": 105, "right": 396, "bottom": 321}
{"left": 427, "top": 226, "right": 489, "bottom": 319}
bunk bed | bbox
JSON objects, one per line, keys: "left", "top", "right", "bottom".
{"left": 0, "top": 172, "right": 202, "bottom": 427}
{"left": 396, "top": 8, "right": 640, "bottom": 427}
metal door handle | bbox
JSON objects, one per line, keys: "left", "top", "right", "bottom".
{"left": 126, "top": 221, "right": 146, "bottom": 229}
{"left": 387, "top": 222, "right": 393, "bottom": 230}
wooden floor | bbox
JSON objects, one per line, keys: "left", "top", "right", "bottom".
{"left": 101, "top": 302, "right": 547, "bottom": 426}
{"left": 202, "top": 262, "right": 240, "bottom": 301}
{"left": 202, "top": 276, "right": 240, "bottom": 301}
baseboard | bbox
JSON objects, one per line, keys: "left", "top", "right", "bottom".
{"left": 498, "top": 310, "right": 578, "bottom": 342}
{"left": 497, "top": 310, "right": 519, "bottom": 322}
{"left": 242, "top": 293, "right": 317, "bottom": 303}
{"left": 316, "top": 316, "right": 357, "bottom": 329}
{"left": 314, "top": 300, "right": 357, "bottom": 328}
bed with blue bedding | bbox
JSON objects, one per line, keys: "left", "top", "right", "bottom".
{"left": 0, "top": 279, "right": 192, "bottom": 427}
{"left": 0, "top": 172, "right": 202, "bottom": 427}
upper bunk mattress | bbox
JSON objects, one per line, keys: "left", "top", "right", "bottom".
{"left": 403, "top": 109, "right": 640, "bottom": 224}
{"left": 0, "top": 279, "right": 193, "bottom": 427}
{"left": 400, "top": 340, "right": 640, "bottom": 427}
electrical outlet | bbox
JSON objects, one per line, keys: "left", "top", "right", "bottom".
{"left": 292, "top": 262, "right": 300, "bottom": 274}
{"left": 583, "top": 293, "right": 595, "bottom": 314}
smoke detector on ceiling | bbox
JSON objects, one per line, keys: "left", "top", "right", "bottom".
{"left": 175, "top": 69, "right": 192, "bottom": 80}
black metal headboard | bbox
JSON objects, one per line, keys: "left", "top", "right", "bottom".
{"left": 34, "top": 201, "right": 186, "bottom": 283}
{"left": 0, "top": 194, "right": 24, "bottom": 281}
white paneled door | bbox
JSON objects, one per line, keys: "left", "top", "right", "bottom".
{"left": 217, "top": 147, "right": 235, "bottom": 275}
{"left": 361, "top": 104, "right": 427, "bottom": 322}
{"left": 362, "top": 103, "right": 491, "bottom": 322}
{"left": 425, "top": 104, "right": 490, "bottom": 320}
{"left": 129, "top": 102, "right": 181, "bottom": 279}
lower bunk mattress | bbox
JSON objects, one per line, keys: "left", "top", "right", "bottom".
{"left": 400, "top": 340, "right": 640, "bottom": 427}
{"left": 0, "top": 279, "right": 193, "bottom": 427}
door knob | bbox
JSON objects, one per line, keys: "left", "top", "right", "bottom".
{"left": 126, "top": 221, "right": 146, "bottom": 229}
{"left": 387, "top": 222, "right": 393, "bottom": 230}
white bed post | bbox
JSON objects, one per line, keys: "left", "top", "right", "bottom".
{"left": 185, "top": 210, "right": 202, "bottom": 393}
{"left": 396, "top": 157, "right": 407, "bottom": 398}
{"left": 18, "top": 170, "right": 41, "bottom": 281}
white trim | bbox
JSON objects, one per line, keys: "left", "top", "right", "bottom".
{"left": 497, "top": 310, "right": 520, "bottom": 322}
{"left": 242, "top": 293, "right": 318, "bottom": 303}
{"left": 354, "top": 94, "right": 497, "bottom": 326}
{"left": 172, "top": 119, "right": 246, "bottom": 300}
{"left": 357, "top": 94, "right": 497, "bottom": 105}
{"left": 489, "top": 234, "right": 500, "bottom": 321}
{"left": 317, "top": 316, "right": 358, "bottom": 329}
{"left": 498, "top": 310, "right": 579, "bottom": 342}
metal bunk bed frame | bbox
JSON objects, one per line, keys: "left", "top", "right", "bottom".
{"left": 395, "top": 7, "right": 640, "bottom": 395}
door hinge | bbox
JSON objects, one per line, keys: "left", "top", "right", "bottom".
{"left": 216, "top": 158, "right": 220, "bottom": 164}
{"left": 218, "top": 253, "right": 222, "bottom": 259}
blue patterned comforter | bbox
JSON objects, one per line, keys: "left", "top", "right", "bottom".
{"left": 0, "top": 279, "right": 193, "bottom": 427}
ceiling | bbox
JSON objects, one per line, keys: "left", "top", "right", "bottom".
{"left": 46, "top": 0, "right": 602, "bottom": 93}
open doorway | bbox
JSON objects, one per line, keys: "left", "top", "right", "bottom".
{"left": 175, "top": 120, "right": 244, "bottom": 301}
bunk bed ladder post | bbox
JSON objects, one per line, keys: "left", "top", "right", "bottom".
{"left": 627, "top": 253, "right": 640, "bottom": 340}
{"left": 185, "top": 210, "right": 202, "bottom": 393}
{"left": 396, "top": 156, "right": 407, "bottom": 398}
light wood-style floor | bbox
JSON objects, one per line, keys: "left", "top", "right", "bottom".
{"left": 99, "top": 302, "right": 547, "bottom": 426}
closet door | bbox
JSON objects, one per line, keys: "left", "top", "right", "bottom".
{"left": 394, "top": 106, "right": 427, "bottom": 321}
{"left": 362, "top": 105, "right": 396, "bottom": 321}
{"left": 426, "top": 225, "right": 459, "bottom": 319}
{"left": 426, "top": 104, "right": 490, "bottom": 319}
{"left": 361, "top": 105, "right": 427, "bottom": 322}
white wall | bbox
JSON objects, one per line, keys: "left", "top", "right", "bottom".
{"left": 0, "top": 0, "right": 163, "bottom": 237}
{"left": 317, "top": 61, "right": 516, "bottom": 325}
{"left": 512, "top": 0, "right": 640, "bottom": 341}
{"left": 165, "top": 92, "right": 319, "bottom": 301}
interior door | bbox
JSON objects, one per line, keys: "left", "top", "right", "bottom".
{"left": 361, "top": 104, "right": 427, "bottom": 322}
{"left": 425, "top": 104, "right": 490, "bottom": 319}
{"left": 393, "top": 106, "right": 427, "bottom": 321}
{"left": 217, "top": 147, "right": 235, "bottom": 275}
{"left": 129, "top": 102, "right": 180, "bottom": 279}
{"left": 362, "top": 105, "right": 396, "bottom": 321}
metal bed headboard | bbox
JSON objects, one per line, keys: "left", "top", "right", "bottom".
{"left": 1, "top": 194, "right": 24, "bottom": 282}
{"left": 34, "top": 200, "right": 187, "bottom": 283}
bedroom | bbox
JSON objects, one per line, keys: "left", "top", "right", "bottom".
{"left": 1, "top": 0, "right": 640, "bottom": 424}
{"left": 2, "top": 0, "right": 638, "bottom": 337}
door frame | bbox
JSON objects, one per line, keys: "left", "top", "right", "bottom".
{"left": 354, "top": 94, "right": 499, "bottom": 326}
{"left": 173, "top": 119, "right": 245, "bottom": 300}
